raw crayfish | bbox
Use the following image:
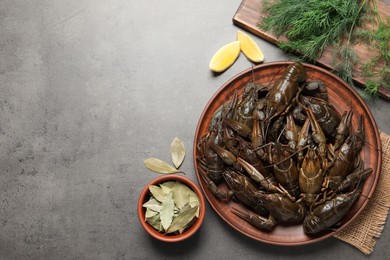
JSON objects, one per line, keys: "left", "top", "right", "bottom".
{"left": 196, "top": 62, "right": 371, "bottom": 234}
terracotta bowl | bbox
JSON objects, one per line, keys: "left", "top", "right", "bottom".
{"left": 193, "top": 61, "right": 381, "bottom": 246}
{"left": 138, "top": 175, "right": 206, "bottom": 242}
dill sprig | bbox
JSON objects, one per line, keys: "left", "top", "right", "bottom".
{"left": 261, "top": 0, "right": 360, "bottom": 61}
{"left": 358, "top": 17, "right": 390, "bottom": 94}
{"left": 259, "top": 0, "right": 390, "bottom": 96}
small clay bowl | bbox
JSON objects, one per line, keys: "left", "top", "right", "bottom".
{"left": 138, "top": 175, "right": 206, "bottom": 242}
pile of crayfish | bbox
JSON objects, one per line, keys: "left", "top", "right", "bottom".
{"left": 197, "top": 62, "right": 372, "bottom": 234}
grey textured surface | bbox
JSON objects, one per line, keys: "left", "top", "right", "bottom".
{"left": 0, "top": 0, "right": 389, "bottom": 259}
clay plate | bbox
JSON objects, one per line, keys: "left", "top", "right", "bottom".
{"left": 193, "top": 61, "right": 381, "bottom": 246}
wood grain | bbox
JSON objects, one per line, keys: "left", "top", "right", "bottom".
{"left": 232, "top": 0, "right": 390, "bottom": 100}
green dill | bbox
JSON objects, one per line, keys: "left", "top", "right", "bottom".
{"left": 259, "top": 0, "right": 390, "bottom": 96}
{"left": 358, "top": 17, "right": 390, "bottom": 94}
{"left": 334, "top": 46, "right": 359, "bottom": 87}
{"left": 260, "top": 0, "right": 361, "bottom": 61}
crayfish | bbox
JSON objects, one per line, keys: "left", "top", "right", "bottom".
{"left": 197, "top": 62, "right": 371, "bottom": 234}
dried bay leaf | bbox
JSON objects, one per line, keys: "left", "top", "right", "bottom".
{"left": 148, "top": 185, "right": 165, "bottom": 202}
{"left": 179, "top": 214, "right": 198, "bottom": 234}
{"left": 142, "top": 197, "right": 162, "bottom": 212}
{"left": 171, "top": 137, "right": 185, "bottom": 169}
{"left": 180, "top": 203, "right": 192, "bottom": 212}
{"left": 188, "top": 189, "right": 199, "bottom": 206}
{"left": 186, "top": 188, "right": 200, "bottom": 217}
{"left": 160, "top": 192, "right": 175, "bottom": 231}
{"left": 172, "top": 181, "right": 190, "bottom": 210}
{"left": 145, "top": 208, "right": 158, "bottom": 219}
{"left": 160, "top": 181, "right": 175, "bottom": 194}
{"left": 146, "top": 214, "right": 163, "bottom": 232}
{"left": 144, "top": 158, "right": 181, "bottom": 174}
{"left": 166, "top": 206, "right": 199, "bottom": 234}
{"left": 188, "top": 193, "right": 199, "bottom": 207}
{"left": 188, "top": 190, "right": 200, "bottom": 217}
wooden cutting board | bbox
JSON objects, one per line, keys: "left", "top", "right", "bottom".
{"left": 233, "top": 0, "right": 390, "bottom": 100}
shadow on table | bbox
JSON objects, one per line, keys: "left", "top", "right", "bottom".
{"left": 146, "top": 211, "right": 340, "bottom": 258}
{"left": 222, "top": 218, "right": 341, "bottom": 257}
{"left": 147, "top": 227, "right": 203, "bottom": 256}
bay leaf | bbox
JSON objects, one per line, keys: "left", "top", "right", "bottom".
{"left": 148, "top": 185, "right": 166, "bottom": 202}
{"left": 142, "top": 197, "right": 161, "bottom": 212}
{"left": 145, "top": 208, "right": 158, "bottom": 219}
{"left": 170, "top": 137, "right": 185, "bottom": 169}
{"left": 188, "top": 196, "right": 199, "bottom": 209}
{"left": 146, "top": 214, "right": 163, "bottom": 232}
{"left": 180, "top": 213, "right": 199, "bottom": 234}
{"left": 188, "top": 189, "right": 199, "bottom": 207}
{"left": 166, "top": 205, "right": 199, "bottom": 234}
{"left": 160, "top": 191, "right": 175, "bottom": 231}
{"left": 180, "top": 203, "right": 192, "bottom": 212}
{"left": 144, "top": 158, "right": 181, "bottom": 174}
{"left": 172, "top": 181, "right": 190, "bottom": 210}
{"left": 160, "top": 181, "right": 175, "bottom": 194}
{"left": 188, "top": 189, "right": 200, "bottom": 217}
{"left": 179, "top": 227, "right": 186, "bottom": 234}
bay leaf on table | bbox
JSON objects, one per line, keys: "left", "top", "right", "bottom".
{"left": 160, "top": 191, "right": 175, "bottom": 231}
{"left": 170, "top": 137, "right": 185, "bottom": 169}
{"left": 143, "top": 158, "right": 181, "bottom": 174}
{"left": 166, "top": 205, "right": 199, "bottom": 234}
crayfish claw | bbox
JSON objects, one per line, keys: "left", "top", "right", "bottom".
{"left": 231, "top": 207, "right": 275, "bottom": 231}
{"left": 353, "top": 114, "right": 365, "bottom": 152}
{"left": 334, "top": 110, "right": 353, "bottom": 150}
{"left": 197, "top": 165, "right": 233, "bottom": 200}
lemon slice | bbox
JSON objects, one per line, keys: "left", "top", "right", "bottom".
{"left": 237, "top": 31, "right": 264, "bottom": 63}
{"left": 209, "top": 41, "right": 241, "bottom": 72}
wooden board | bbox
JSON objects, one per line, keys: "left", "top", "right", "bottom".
{"left": 233, "top": 0, "right": 390, "bottom": 100}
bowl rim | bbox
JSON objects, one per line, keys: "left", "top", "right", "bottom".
{"left": 137, "top": 174, "right": 206, "bottom": 242}
{"left": 192, "top": 61, "right": 382, "bottom": 246}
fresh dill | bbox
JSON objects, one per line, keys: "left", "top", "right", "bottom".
{"left": 358, "top": 17, "right": 390, "bottom": 94}
{"left": 259, "top": 0, "right": 390, "bottom": 95}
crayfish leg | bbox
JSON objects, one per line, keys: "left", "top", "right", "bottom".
{"left": 277, "top": 183, "right": 296, "bottom": 202}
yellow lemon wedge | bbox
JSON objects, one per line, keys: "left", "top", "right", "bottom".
{"left": 209, "top": 41, "right": 241, "bottom": 73}
{"left": 237, "top": 31, "right": 264, "bottom": 63}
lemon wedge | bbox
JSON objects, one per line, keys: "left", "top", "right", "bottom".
{"left": 237, "top": 31, "right": 264, "bottom": 63}
{"left": 209, "top": 41, "right": 241, "bottom": 72}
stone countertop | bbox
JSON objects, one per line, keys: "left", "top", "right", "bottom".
{"left": 1, "top": 1, "right": 389, "bottom": 259}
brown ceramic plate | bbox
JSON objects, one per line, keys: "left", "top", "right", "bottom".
{"left": 193, "top": 61, "right": 382, "bottom": 246}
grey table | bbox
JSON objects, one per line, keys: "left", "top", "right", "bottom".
{"left": 1, "top": 1, "right": 389, "bottom": 259}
